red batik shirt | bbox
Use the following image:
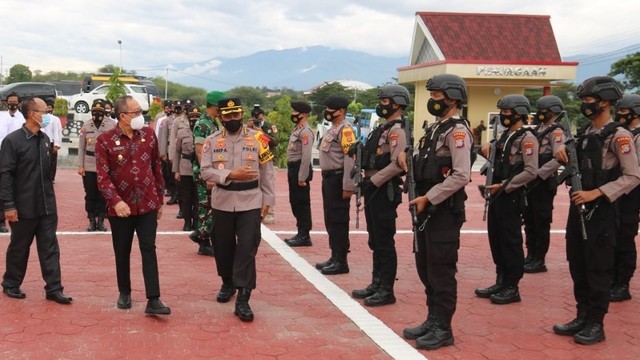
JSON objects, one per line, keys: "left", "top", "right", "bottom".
{"left": 96, "top": 126, "right": 165, "bottom": 216}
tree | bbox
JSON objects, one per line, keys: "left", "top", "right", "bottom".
{"left": 307, "top": 82, "right": 351, "bottom": 118}
{"left": 106, "top": 69, "right": 127, "bottom": 103}
{"left": 98, "top": 64, "right": 134, "bottom": 75}
{"left": 6, "top": 64, "right": 32, "bottom": 83}
{"left": 226, "top": 86, "right": 267, "bottom": 111}
{"left": 609, "top": 51, "right": 640, "bottom": 91}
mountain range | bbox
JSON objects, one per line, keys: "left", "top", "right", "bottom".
{"left": 154, "top": 45, "right": 635, "bottom": 91}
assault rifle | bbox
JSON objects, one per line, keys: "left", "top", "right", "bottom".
{"left": 556, "top": 112, "right": 588, "bottom": 241}
{"left": 402, "top": 116, "right": 419, "bottom": 251}
{"left": 350, "top": 116, "right": 363, "bottom": 228}
{"left": 478, "top": 116, "right": 499, "bottom": 221}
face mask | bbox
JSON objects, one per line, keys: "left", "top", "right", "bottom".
{"left": 222, "top": 119, "right": 242, "bottom": 133}
{"left": 375, "top": 103, "right": 395, "bottom": 119}
{"left": 8, "top": 104, "right": 18, "bottom": 111}
{"left": 580, "top": 101, "right": 601, "bottom": 119}
{"left": 499, "top": 114, "right": 517, "bottom": 128}
{"left": 615, "top": 112, "right": 635, "bottom": 125}
{"left": 534, "top": 111, "right": 553, "bottom": 124}
{"left": 130, "top": 115, "right": 145, "bottom": 130}
{"left": 104, "top": 110, "right": 112, "bottom": 116}
{"left": 427, "top": 98, "right": 448, "bottom": 117}
{"left": 39, "top": 113, "right": 52, "bottom": 128}
{"left": 174, "top": 107, "right": 183, "bottom": 114}
{"left": 290, "top": 114, "right": 303, "bottom": 123}
{"left": 323, "top": 109, "right": 339, "bottom": 122}
{"left": 92, "top": 112, "right": 104, "bottom": 121}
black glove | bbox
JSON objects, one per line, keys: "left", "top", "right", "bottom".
{"left": 359, "top": 177, "right": 376, "bottom": 193}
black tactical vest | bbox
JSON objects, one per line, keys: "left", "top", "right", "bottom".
{"left": 576, "top": 122, "right": 623, "bottom": 190}
{"left": 493, "top": 127, "right": 535, "bottom": 183}
{"left": 535, "top": 123, "right": 562, "bottom": 166}
{"left": 361, "top": 119, "right": 403, "bottom": 170}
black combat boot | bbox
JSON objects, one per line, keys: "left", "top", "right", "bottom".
{"left": 315, "top": 257, "right": 335, "bottom": 270}
{"left": 352, "top": 276, "right": 380, "bottom": 299}
{"left": 234, "top": 288, "right": 254, "bottom": 322}
{"left": 96, "top": 214, "right": 107, "bottom": 232}
{"left": 415, "top": 320, "right": 454, "bottom": 350}
{"left": 87, "top": 214, "right": 97, "bottom": 232}
{"left": 489, "top": 285, "right": 521, "bottom": 304}
{"left": 524, "top": 259, "right": 547, "bottom": 273}
{"left": 320, "top": 259, "right": 349, "bottom": 275}
{"left": 403, "top": 313, "right": 436, "bottom": 340}
{"left": 610, "top": 284, "right": 632, "bottom": 302}
{"left": 553, "top": 312, "right": 587, "bottom": 336}
{"left": 475, "top": 273, "right": 504, "bottom": 298}
{"left": 285, "top": 234, "right": 312, "bottom": 247}
{"left": 573, "top": 323, "right": 605, "bottom": 345}
{"left": 0, "top": 222, "right": 8, "bottom": 233}
{"left": 364, "top": 282, "right": 396, "bottom": 307}
{"left": 216, "top": 278, "right": 236, "bottom": 303}
{"left": 167, "top": 195, "right": 178, "bottom": 205}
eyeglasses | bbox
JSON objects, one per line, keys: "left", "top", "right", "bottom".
{"left": 123, "top": 109, "right": 142, "bottom": 116}
{"left": 32, "top": 109, "right": 48, "bottom": 114}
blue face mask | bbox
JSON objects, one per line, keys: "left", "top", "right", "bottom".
{"left": 39, "top": 113, "right": 52, "bottom": 128}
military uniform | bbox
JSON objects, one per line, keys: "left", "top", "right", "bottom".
{"left": 173, "top": 122, "right": 196, "bottom": 231}
{"left": 285, "top": 120, "right": 314, "bottom": 244}
{"left": 192, "top": 112, "right": 219, "bottom": 248}
{"left": 78, "top": 101, "right": 117, "bottom": 231}
{"left": 523, "top": 122, "right": 565, "bottom": 271}
{"left": 318, "top": 119, "right": 356, "bottom": 273}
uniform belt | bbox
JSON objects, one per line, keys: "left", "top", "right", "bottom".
{"left": 321, "top": 169, "right": 343, "bottom": 177}
{"left": 218, "top": 180, "right": 259, "bottom": 191}
{"left": 85, "top": 150, "right": 95, "bottom": 156}
{"left": 287, "top": 160, "right": 301, "bottom": 167}
{"left": 181, "top": 153, "right": 193, "bottom": 160}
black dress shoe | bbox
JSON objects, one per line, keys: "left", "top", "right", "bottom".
{"left": 0, "top": 223, "right": 8, "bottom": 233}
{"left": 320, "top": 262, "right": 349, "bottom": 275}
{"left": 145, "top": 298, "right": 171, "bottom": 315}
{"left": 475, "top": 283, "right": 504, "bottom": 298}
{"left": 3, "top": 287, "right": 26, "bottom": 299}
{"left": 46, "top": 291, "right": 73, "bottom": 304}
{"left": 553, "top": 317, "right": 586, "bottom": 336}
{"left": 415, "top": 324, "right": 455, "bottom": 350}
{"left": 489, "top": 286, "right": 521, "bottom": 304}
{"left": 198, "top": 245, "right": 215, "bottom": 257}
{"left": 188, "top": 231, "right": 200, "bottom": 243}
{"left": 167, "top": 197, "right": 178, "bottom": 205}
{"left": 574, "top": 323, "right": 605, "bottom": 345}
{"left": 117, "top": 293, "right": 132, "bottom": 309}
{"left": 524, "top": 259, "right": 547, "bottom": 273}
{"left": 285, "top": 235, "right": 312, "bottom": 247}
{"left": 610, "top": 284, "right": 632, "bottom": 302}
{"left": 403, "top": 315, "right": 435, "bottom": 340}
{"left": 217, "top": 283, "right": 236, "bottom": 303}
{"left": 182, "top": 223, "right": 192, "bottom": 231}
{"left": 315, "top": 258, "right": 334, "bottom": 270}
{"left": 234, "top": 288, "right": 254, "bottom": 322}
{"left": 176, "top": 211, "right": 184, "bottom": 219}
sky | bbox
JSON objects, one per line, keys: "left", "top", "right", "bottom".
{"left": 1, "top": 0, "right": 639, "bottom": 79}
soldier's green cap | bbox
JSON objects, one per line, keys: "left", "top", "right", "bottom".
{"left": 206, "top": 91, "right": 227, "bottom": 107}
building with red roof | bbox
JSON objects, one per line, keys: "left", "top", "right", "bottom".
{"left": 398, "top": 12, "right": 578, "bottom": 143}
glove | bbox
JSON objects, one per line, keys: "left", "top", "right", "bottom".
{"left": 359, "top": 177, "right": 376, "bottom": 193}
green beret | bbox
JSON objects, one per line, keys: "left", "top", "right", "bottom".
{"left": 206, "top": 91, "right": 227, "bottom": 107}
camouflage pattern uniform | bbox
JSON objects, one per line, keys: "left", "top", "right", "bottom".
{"left": 192, "top": 113, "right": 219, "bottom": 244}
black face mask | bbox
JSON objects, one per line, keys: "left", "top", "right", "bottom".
{"left": 7, "top": 104, "right": 18, "bottom": 111}
{"left": 533, "top": 111, "right": 553, "bottom": 125}
{"left": 427, "top": 98, "right": 448, "bottom": 117}
{"left": 323, "top": 109, "right": 339, "bottom": 122}
{"left": 92, "top": 112, "right": 104, "bottom": 121}
{"left": 615, "top": 112, "right": 636, "bottom": 125}
{"left": 580, "top": 102, "right": 601, "bottom": 119}
{"left": 222, "top": 119, "right": 242, "bottom": 133}
{"left": 189, "top": 120, "right": 198, "bottom": 129}
{"left": 499, "top": 114, "right": 517, "bottom": 128}
{"left": 174, "top": 107, "right": 183, "bottom": 114}
{"left": 290, "top": 114, "right": 303, "bottom": 123}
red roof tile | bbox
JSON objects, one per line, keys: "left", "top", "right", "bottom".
{"left": 418, "top": 12, "right": 563, "bottom": 63}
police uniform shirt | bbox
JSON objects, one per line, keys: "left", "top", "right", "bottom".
{"left": 172, "top": 126, "right": 195, "bottom": 176}
{"left": 154, "top": 115, "right": 168, "bottom": 137}
{"left": 537, "top": 123, "right": 565, "bottom": 180}
{"left": 286, "top": 123, "right": 314, "bottom": 181}
{"left": 424, "top": 117, "right": 472, "bottom": 205}
{"left": 158, "top": 115, "right": 175, "bottom": 157}
{"left": 168, "top": 113, "right": 188, "bottom": 162}
{"left": 365, "top": 118, "right": 407, "bottom": 187}
{"left": 630, "top": 124, "right": 640, "bottom": 165}
{"left": 586, "top": 119, "right": 640, "bottom": 201}
{"left": 200, "top": 126, "right": 276, "bottom": 212}
{"left": 503, "top": 129, "right": 539, "bottom": 193}
{"left": 318, "top": 121, "right": 356, "bottom": 192}
{"left": 78, "top": 118, "right": 117, "bottom": 172}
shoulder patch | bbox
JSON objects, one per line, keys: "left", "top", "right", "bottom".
{"left": 524, "top": 141, "right": 535, "bottom": 156}
{"left": 341, "top": 127, "right": 356, "bottom": 154}
{"left": 301, "top": 133, "right": 309, "bottom": 145}
{"left": 553, "top": 130, "right": 564, "bottom": 143}
{"left": 203, "top": 140, "right": 211, "bottom": 154}
{"left": 453, "top": 131, "right": 466, "bottom": 148}
{"left": 617, "top": 136, "right": 632, "bottom": 154}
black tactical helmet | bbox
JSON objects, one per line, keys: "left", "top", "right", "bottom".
{"left": 535, "top": 95, "right": 564, "bottom": 114}
{"left": 378, "top": 84, "right": 410, "bottom": 106}
{"left": 576, "top": 76, "right": 623, "bottom": 101}
{"left": 616, "top": 94, "right": 640, "bottom": 116}
{"left": 426, "top": 74, "right": 468, "bottom": 102}
{"left": 497, "top": 94, "right": 531, "bottom": 115}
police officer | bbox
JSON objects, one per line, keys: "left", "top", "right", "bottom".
{"left": 351, "top": 85, "right": 407, "bottom": 307}
{"left": 402, "top": 75, "right": 472, "bottom": 350}
{"left": 190, "top": 91, "right": 225, "bottom": 256}
{"left": 553, "top": 76, "right": 640, "bottom": 344}
{"left": 523, "top": 95, "right": 566, "bottom": 273}
{"left": 315, "top": 96, "right": 356, "bottom": 275}
{"left": 173, "top": 107, "right": 200, "bottom": 232}
{"left": 200, "top": 97, "right": 275, "bottom": 322}
{"left": 610, "top": 94, "right": 640, "bottom": 302}
{"left": 78, "top": 99, "right": 117, "bottom": 231}
{"left": 155, "top": 100, "right": 173, "bottom": 136}
{"left": 249, "top": 105, "right": 279, "bottom": 224}
{"left": 284, "top": 101, "right": 315, "bottom": 247}
{"left": 475, "top": 94, "right": 538, "bottom": 305}
{"left": 159, "top": 100, "right": 179, "bottom": 204}
{"left": 168, "top": 100, "right": 191, "bottom": 211}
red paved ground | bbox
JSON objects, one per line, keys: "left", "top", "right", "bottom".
{"left": 1, "top": 167, "right": 639, "bottom": 359}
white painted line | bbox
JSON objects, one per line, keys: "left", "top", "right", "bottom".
{"left": 260, "top": 224, "right": 427, "bottom": 360}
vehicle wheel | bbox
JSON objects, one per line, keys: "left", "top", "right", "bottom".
{"left": 74, "top": 101, "right": 89, "bottom": 113}
{"left": 62, "top": 128, "right": 70, "bottom": 136}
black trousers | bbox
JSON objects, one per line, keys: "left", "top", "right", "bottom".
{"left": 287, "top": 162, "right": 312, "bottom": 236}
{"left": 83, "top": 171, "right": 107, "bottom": 216}
{"left": 108, "top": 211, "right": 161, "bottom": 299}
{"left": 487, "top": 190, "right": 525, "bottom": 287}
{"left": 161, "top": 160, "right": 176, "bottom": 194}
{"left": 212, "top": 208, "right": 261, "bottom": 289}
{"left": 50, "top": 151, "right": 58, "bottom": 181}
{"left": 614, "top": 188, "right": 639, "bottom": 286}
{"left": 566, "top": 200, "right": 615, "bottom": 324}
{"left": 523, "top": 179, "right": 557, "bottom": 260}
{"left": 2, "top": 214, "right": 63, "bottom": 294}
{"left": 363, "top": 181, "right": 401, "bottom": 284}
{"left": 179, "top": 175, "right": 197, "bottom": 227}
{"left": 415, "top": 205, "right": 461, "bottom": 326}
{"left": 321, "top": 173, "right": 350, "bottom": 261}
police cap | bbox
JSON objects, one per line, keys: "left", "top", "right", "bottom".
{"left": 291, "top": 101, "right": 312, "bottom": 114}
{"left": 324, "top": 96, "right": 349, "bottom": 110}
{"left": 218, "top": 97, "right": 243, "bottom": 115}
